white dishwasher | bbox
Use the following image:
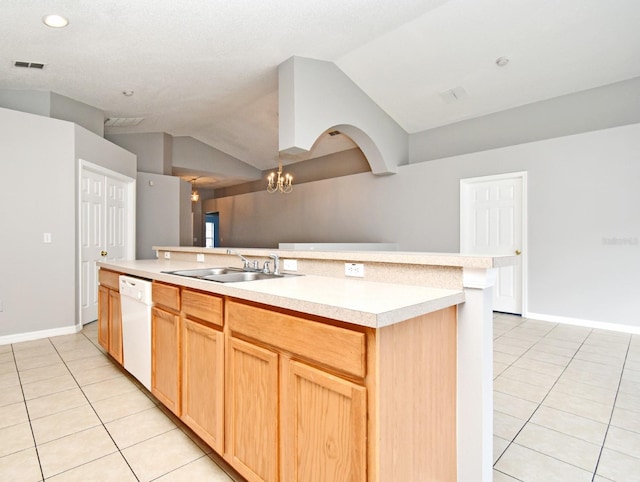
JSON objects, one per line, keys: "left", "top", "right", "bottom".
{"left": 119, "top": 275, "right": 153, "bottom": 391}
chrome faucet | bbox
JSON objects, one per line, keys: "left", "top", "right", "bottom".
{"left": 226, "top": 249, "right": 253, "bottom": 270}
{"left": 269, "top": 253, "right": 280, "bottom": 275}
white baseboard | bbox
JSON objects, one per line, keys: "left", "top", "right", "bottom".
{"left": 0, "top": 324, "right": 82, "bottom": 346}
{"left": 525, "top": 312, "right": 640, "bottom": 335}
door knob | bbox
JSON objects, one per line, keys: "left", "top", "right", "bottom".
{"left": 100, "top": 250, "right": 108, "bottom": 257}
{"left": 515, "top": 250, "right": 522, "bottom": 255}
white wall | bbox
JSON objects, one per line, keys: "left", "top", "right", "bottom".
{"left": 206, "top": 123, "right": 640, "bottom": 329}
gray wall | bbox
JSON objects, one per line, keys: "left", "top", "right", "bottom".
{"left": 0, "top": 89, "right": 105, "bottom": 136}
{"left": 0, "top": 108, "right": 76, "bottom": 338}
{"left": 213, "top": 147, "right": 370, "bottom": 198}
{"left": 172, "top": 136, "right": 262, "bottom": 180}
{"left": 75, "top": 126, "right": 137, "bottom": 180}
{"left": 410, "top": 76, "right": 640, "bottom": 163}
{"left": 205, "top": 123, "right": 640, "bottom": 329}
{"left": 0, "top": 89, "right": 50, "bottom": 117}
{"left": 0, "top": 107, "right": 136, "bottom": 339}
{"left": 136, "top": 172, "right": 191, "bottom": 259}
{"left": 106, "top": 132, "right": 173, "bottom": 175}
{"left": 50, "top": 92, "right": 105, "bottom": 137}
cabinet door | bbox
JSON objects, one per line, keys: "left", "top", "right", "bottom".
{"left": 97, "top": 285, "right": 110, "bottom": 351}
{"left": 282, "top": 360, "right": 367, "bottom": 482}
{"left": 108, "top": 290, "right": 123, "bottom": 364}
{"left": 182, "top": 318, "right": 224, "bottom": 453}
{"left": 151, "top": 307, "right": 181, "bottom": 415}
{"left": 226, "top": 337, "right": 278, "bottom": 482}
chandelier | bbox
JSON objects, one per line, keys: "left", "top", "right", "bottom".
{"left": 267, "top": 160, "right": 293, "bottom": 194}
{"left": 190, "top": 178, "right": 200, "bottom": 202}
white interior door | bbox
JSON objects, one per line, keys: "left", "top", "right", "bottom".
{"left": 80, "top": 163, "right": 134, "bottom": 324}
{"left": 460, "top": 173, "right": 525, "bottom": 314}
{"left": 106, "top": 177, "right": 127, "bottom": 261}
{"left": 80, "top": 169, "right": 105, "bottom": 324}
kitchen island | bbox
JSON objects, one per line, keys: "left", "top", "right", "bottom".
{"left": 99, "top": 247, "right": 512, "bottom": 482}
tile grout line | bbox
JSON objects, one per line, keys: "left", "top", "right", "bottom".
{"left": 68, "top": 327, "right": 142, "bottom": 481}
{"left": 77, "top": 326, "right": 228, "bottom": 482}
{"left": 81, "top": 323, "right": 240, "bottom": 482}
{"left": 590, "top": 335, "right": 632, "bottom": 482}
{"left": 493, "top": 319, "right": 595, "bottom": 473}
{"left": 12, "top": 340, "right": 49, "bottom": 482}
{"left": 23, "top": 329, "right": 140, "bottom": 481}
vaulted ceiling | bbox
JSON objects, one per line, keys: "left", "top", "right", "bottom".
{"left": 2, "top": 0, "right": 639, "bottom": 172}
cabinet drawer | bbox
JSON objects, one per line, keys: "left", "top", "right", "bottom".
{"left": 99, "top": 269, "right": 120, "bottom": 291}
{"left": 182, "top": 289, "right": 223, "bottom": 327}
{"left": 227, "top": 300, "right": 366, "bottom": 378}
{"left": 153, "top": 282, "right": 180, "bottom": 312}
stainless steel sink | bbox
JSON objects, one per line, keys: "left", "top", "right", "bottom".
{"left": 162, "top": 267, "right": 297, "bottom": 283}
{"left": 202, "top": 271, "right": 287, "bottom": 283}
{"left": 162, "top": 267, "right": 242, "bottom": 277}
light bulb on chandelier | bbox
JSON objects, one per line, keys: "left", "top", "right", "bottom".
{"left": 190, "top": 178, "right": 200, "bottom": 202}
{"left": 267, "top": 160, "right": 293, "bottom": 194}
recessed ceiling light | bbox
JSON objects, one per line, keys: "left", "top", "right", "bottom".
{"left": 42, "top": 14, "right": 69, "bottom": 28}
{"left": 495, "top": 57, "right": 509, "bottom": 67}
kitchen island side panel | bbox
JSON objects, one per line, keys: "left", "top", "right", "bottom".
{"left": 375, "top": 305, "right": 457, "bottom": 482}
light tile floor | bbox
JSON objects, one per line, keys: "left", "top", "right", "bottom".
{"left": 1, "top": 315, "right": 638, "bottom": 481}
{"left": 493, "top": 313, "right": 640, "bottom": 481}
{"left": 0, "top": 322, "right": 238, "bottom": 482}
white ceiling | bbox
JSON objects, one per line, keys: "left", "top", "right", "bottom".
{"left": 2, "top": 0, "right": 640, "bottom": 174}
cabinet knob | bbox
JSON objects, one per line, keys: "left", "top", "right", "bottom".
{"left": 515, "top": 250, "right": 522, "bottom": 255}
{"left": 101, "top": 250, "right": 108, "bottom": 257}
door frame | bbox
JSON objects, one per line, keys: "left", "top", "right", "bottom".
{"left": 205, "top": 211, "right": 221, "bottom": 247}
{"left": 460, "top": 171, "right": 528, "bottom": 315}
{"left": 77, "top": 160, "right": 136, "bottom": 326}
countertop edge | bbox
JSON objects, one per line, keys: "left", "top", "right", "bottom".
{"left": 99, "top": 260, "right": 465, "bottom": 328}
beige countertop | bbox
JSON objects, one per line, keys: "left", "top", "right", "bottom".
{"left": 98, "top": 259, "right": 465, "bottom": 328}
{"left": 153, "top": 246, "right": 515, "bottom": 269}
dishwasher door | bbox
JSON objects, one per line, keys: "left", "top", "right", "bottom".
{"left": 119, "top": 275, "right": 153, "bottom": 391}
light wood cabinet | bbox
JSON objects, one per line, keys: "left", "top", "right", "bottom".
{"left": 181, "top": 314, "right": 224, "bottom": 453}
{"left": 97, "top": 269, "right": 123, "bottom": 364}
{"left": 226, "top": 300, "right": 368, "bottom": 482}
{"left": 141, "top": 280, "right": 457, "bottom": 482}
{"left": 108, "top": 289, "right": 123, "bottom": 364}
{"left": 225, "top": 336, "right": 279, "bottom": 482}
{"left": 151, "top": 302, "right": 181, "bottom": 415}
{"left": 281, "top": 359, "right": 367, "bottom": 482}
{"left": 98, "top": 285, "right": 110, "bottom": 350}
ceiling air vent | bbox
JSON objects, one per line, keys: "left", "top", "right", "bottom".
{"left": 104, "top": 117, "right": 144, "bottom": 127}
{"left": 13, "top": 60, "right": 46, "bottom": 69}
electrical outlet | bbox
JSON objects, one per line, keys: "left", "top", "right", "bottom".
{"left": 345, "top": 263, "right": 364, "bottom": 278}
{"left": 164, "top": 252, "right": 171, "bottom": 259}
{"left": 196, "top": 253, "right": 205, "bottom": 262}
{"left": 283, "top": 259, "right": 297, "bottom": 271}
